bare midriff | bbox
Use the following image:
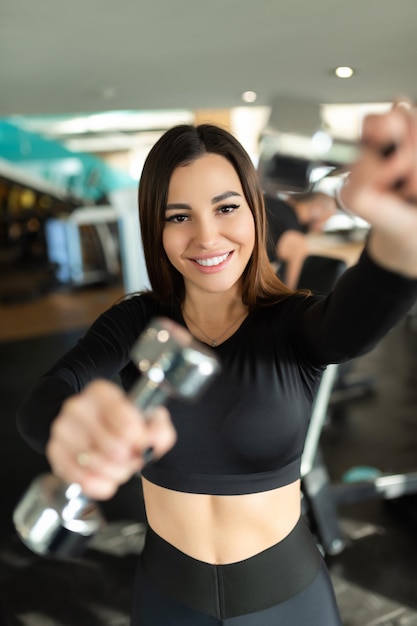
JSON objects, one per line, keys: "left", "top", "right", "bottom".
{"left": 141, "top": 477, "right": 302, "bottom": 564}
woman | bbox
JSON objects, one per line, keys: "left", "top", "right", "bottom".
{"left": 17, "top": 104, "right": 417, "bottom": 625}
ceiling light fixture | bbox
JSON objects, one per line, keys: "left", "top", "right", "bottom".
{"left": 334, "top": 66, "right": 354, "bottom": 79}
{"left": 242, "top": 90, "right": 257, "bottom": 103}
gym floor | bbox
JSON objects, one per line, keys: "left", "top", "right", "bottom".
{"left": 0, "top": 285, "right": 417, "bottom": 626}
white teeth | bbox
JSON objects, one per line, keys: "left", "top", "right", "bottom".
{"left": 195, "top": 253, "right": 229, "bottom": 267}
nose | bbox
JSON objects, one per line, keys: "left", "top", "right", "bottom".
{"left": 193, "top": 216, "right": 219, "bottom": 248}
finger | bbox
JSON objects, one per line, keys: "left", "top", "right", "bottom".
{"left": 357, "top": 142, "right": 415, "bottom": 193}
{"left": 74, "top": 448, "right": 142, "bottom": 483}
{"left": 144, "top": 406, "right": 177, "bottom": 461}
{"left": 361, "top": 106, "right": 410, "bottom": 150}
{"left": 86, "top": 381, "right": 149, "bottom": 444}
{"left": 47, "top": 383, "right": 148, "bottom": 496}
{"left": 51, "top": 391, "right": 133, "bottom": 465}
{"left": 86, "top": 383, "right": 176, "bottom": 462}
{"left": 81, "top": 381, "right": 151, "bottom": 461}
{"left": 362, "top": 107, "right": 417, "bottom": 184}
{"left": 47, "top": 435, "right": 142, "bottom": 500}
{"left": 347, "top": 111, "right": 417, "bottom": 198}
{"left": 48, "top": 401, "right": 92, "bottom": 458}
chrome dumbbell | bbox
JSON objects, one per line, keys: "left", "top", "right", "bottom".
{"left": 13, "top": 317, "right": 220, "bottom": 558}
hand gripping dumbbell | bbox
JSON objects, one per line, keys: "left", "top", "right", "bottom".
{"left": 13, "top": 317, "right": 220, "bottom": 558}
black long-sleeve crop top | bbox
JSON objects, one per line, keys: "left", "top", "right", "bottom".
{"left": 17, "top": 249, "right": 417, "bottom": 495}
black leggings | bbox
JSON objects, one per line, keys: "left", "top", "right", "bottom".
{"left": 131, "top": 516, "right": 343, "bottom": 625}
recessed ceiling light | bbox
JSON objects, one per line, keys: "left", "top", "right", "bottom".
{"left": 335, "top": 66, "right": 354, "bottom": 79}
{"left": 242, "top": 90, "right": 257, "bottom": 103}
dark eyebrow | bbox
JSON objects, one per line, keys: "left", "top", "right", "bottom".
{"left": 165, "top": 203, "right": 191, "bottom": 211}
{"left": 211, "top": 191, "right": 242, "bottom": 204}
{"left": 166, "top": 191, "right": 241, "bottom": 212}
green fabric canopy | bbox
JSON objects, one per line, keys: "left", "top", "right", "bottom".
{"left": 0, "top": 119, "right": 136, "bottom": 202}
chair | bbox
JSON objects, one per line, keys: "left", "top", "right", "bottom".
{"left": 296, "top": 254, "right": 347, "bottom": 295}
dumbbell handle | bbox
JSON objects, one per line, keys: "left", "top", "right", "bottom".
{"left": 30, "top": 372, "right": 183, "bottom": 529}
{"left": 45, "top": 367, "right": 183, "bottom": 516}
{"left": 13, "top": 317, "right": 220, "bottom": 557}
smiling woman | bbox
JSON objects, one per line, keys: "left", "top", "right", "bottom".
{"left": 162, "top": 153, "right": 255, "bottom": 318}
{"left": 16, "top": 114, "right": 417, "bottom": 625}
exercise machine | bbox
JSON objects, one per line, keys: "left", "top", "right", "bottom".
{"left": 298, "top": 255, "right": 417, "bottom": 555}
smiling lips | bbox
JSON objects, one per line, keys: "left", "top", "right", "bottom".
{"left": 195, "top": 252, "right": 230, "bottom": 267}
{"left": 191, "top": 251, "right": 232, "bottom": 270}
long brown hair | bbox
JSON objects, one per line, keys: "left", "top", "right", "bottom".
{"left": 138, "top": 123, "right": 294, "bottom": 308}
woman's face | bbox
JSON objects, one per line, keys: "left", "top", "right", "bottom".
{"left": 163, "top": 153, "right": 255, "bottom": 297}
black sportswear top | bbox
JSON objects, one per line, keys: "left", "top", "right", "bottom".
{"left": 17, "top": 249, "right": 417, "bottom": 495}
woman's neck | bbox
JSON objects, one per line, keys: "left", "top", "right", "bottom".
{"left": 182, "top": 289, "right": 246, "bottom": 323}
{"left": 181, "top": 292, "right": 248, "bottom": 347}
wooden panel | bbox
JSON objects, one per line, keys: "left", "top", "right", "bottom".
{"left": 307, "top": 234, "right": 364, "bottom": 267}
{"left": 0, "top": 286, "right": 125, "bottom": 342}
{"left": 194, "top": 109, "right": 232, "bottom": 130}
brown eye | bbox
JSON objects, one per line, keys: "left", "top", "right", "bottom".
{"left": 165, "top": 214, "right": 189, "bottom": 223}
{"left": 218, "top": 204, "right": 240, "bottom": 214}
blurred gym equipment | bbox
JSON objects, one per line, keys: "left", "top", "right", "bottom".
{"left": 299, "top": 255, "right": 417, "bottom": 555}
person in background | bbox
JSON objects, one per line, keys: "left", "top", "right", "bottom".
{"left": 265, "top": 190, "right": 337, "bottom": 288}
{"left": 16, "top": 103, "right": 417, "bottom": 625}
